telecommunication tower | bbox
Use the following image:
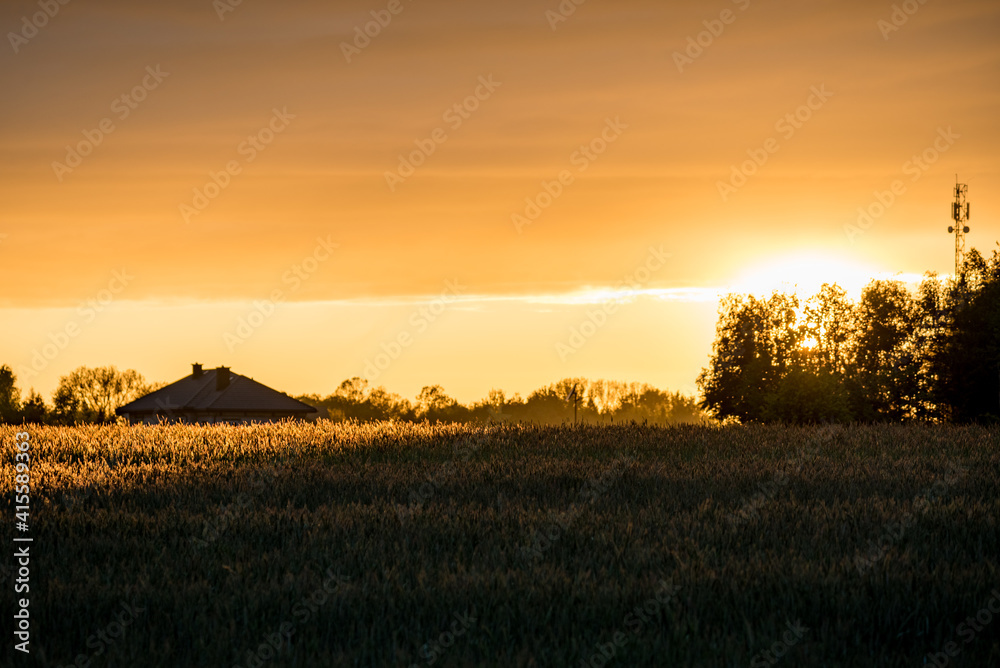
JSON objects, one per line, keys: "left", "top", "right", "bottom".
{"left": 948, "top": 178, "right": 970, "bottom": 276}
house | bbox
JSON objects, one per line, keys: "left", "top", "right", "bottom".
{"left": 115, "top": 364, "right": 318, "bottom": 424}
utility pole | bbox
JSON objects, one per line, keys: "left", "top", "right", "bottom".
{"left": 566, "top": 384, "right": 579, "bottom": 425}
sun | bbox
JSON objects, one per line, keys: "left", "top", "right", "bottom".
{"left": 731, "top": 251, "right": 883, "bottom": 298}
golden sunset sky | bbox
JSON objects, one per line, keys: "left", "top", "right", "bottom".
{"left": 1, "top": 0, "right": 998, "bottom": 403}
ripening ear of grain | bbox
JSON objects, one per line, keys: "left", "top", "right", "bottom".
{"left": 1, "top": 422, "right": 997, "bottom": 667}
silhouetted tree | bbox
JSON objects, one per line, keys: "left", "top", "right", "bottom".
{"left": 802, "top": 283, "right": 855, "bottom": 376}
{"left": 20, "top": 390, "right": 49, "bottom": 424}
{"left": 929, "top": 249, "right": 1000, "bottom": 422}
{"left": 51, "top": 382, "right": 82, "bottom": 424}
{"left": 336, "top": 376, "right": 368, "bottom": 404}
{"left": 369, "top": 387, "right": 414, "bottom": 421}
{"left": 54, "top": 365, "right": 149, "bottom": 422}
{"left": 761, "top": 367, "right": 852, "bottom": 423}
{"left": 416, "top": 385, "right": 456, "bottom": 421}
{"left": 851, "top": 280, "right": 922, "bottom": 421}
{"left": 0, "top": 365, "right": 21, "bottom": 423}
{"left": 698, "top": 292, "right": 805, "bottom": 422}
{"left": 700, "top": 245, "right": 1000, "bottom": 424}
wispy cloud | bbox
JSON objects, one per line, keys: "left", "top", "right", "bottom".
{"left": 314, "top": 286, "right": 726, "bottom": 307}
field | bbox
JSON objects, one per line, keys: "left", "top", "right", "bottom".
{"left": 2, "top": 421, "right": 998, "bottom": 667}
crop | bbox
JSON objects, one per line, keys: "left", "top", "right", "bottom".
{"left": 1, "top": 421, "right": 997, "bottom": 667}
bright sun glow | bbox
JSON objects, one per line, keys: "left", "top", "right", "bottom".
{"left": 731, "top": 252, "right": 885, "bottom": 298}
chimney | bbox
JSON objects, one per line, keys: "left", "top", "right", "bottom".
{"left": 216, "top": 366, "right": 231, "bottom": 391}
{"left": 192, "top": 363, "right": 203, "bottom": 378}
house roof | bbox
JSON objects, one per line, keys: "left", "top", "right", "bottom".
{"left": 115, "top": 366, "right": 317, "bottom": 416}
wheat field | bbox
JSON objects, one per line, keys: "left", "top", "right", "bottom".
{"left": 2, "top": 421, "right": 998, "bottom": 667}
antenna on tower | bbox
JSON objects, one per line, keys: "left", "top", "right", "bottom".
{"left": 947, "top": 176, "right": 970, "bottom": 277}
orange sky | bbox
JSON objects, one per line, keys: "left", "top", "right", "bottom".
{"left": 1, "top": 0, "right": 998, "bottom": 403}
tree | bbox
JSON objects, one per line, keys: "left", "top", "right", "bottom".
{"left": 850, "top": 280, "right": 921, "bottom": 420}
{"left": 698, "top": 292, "right": 802, "bottom": 422}
{"left": 335, "top": 376, "right": 369, "bottom": 403}
{"left": 368, "top": 387, "right": 413, "bottom": 421}
{"left": 416, "top": 385, "right": 455, "bottom": 420}
{"left": 761, "top": 366, "right": 852, "bottom": 424}
{"left": 929, "top": 249, "right": 1000, "bottom": 422}
{"left": 0, "top": 365, "right": 21, "bottom": 423}
{"left": 54, "top": 366, "right": 150, "bottom": 422}
{"left": 802, "top": 283, "right": 855, "bottom": 377}
{"left": 516, "top": 380, "right": 583, "bottom": 424}
{"left": 486, "top": 389, "right": 506, "bottom": 411}
{"left": 665, "top": 392, "right": 706, "bottom": 424}
{"left": 20, "top": 390, "right": 49, "bottom": 424}
{"left": 51, "top": 382, "right": 82, "bottom": 424}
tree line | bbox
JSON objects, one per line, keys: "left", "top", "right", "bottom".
{"left": 0, "top": 365, "right": 156, "bottom": 425}
{"left": 0, "top": 364, "right": 704, "bottom": 426}
{"left": 299, "top": 377, "right": 705, "bottom": 425}
{"left": 697, "top": 247, "right": 1000, "bottom": 423}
